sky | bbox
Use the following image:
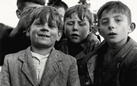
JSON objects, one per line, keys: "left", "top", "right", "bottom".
{"left": 0, "top": 0, "right": 137, "bottom": 41}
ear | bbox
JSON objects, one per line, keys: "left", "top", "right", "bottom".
{"left": 56, "top": 31, "right": 63, "bottom": 41}
{"left": 89, "top": 25, "right": 93, "bottom": 32}
{"left": 129, "top": 22, "right": 136, "bottom": 33}
{"left": 16, "top": 9, "right": 22, "bottom": 19}
{"left": 25, "top": 28, "right": 30, "bottom": 37}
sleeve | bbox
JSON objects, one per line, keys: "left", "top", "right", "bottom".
{"left": 84, "top": 32, "right": 100, "bottom": 54}
{"left": 67, "top": 57, "right": 81, "bottom": 86}
{"left": 0, "top": 55, "right": 11, "bottom": 86}
{"left": 128, "top": 55, "right": 137, "bottom": 86}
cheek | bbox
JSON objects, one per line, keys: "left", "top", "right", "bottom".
{"left": 80, "top": 29, "right": 90, "bottom": 37}
{"left": 65, "top": 26, "right": 72, "bottom": 36}
{"left": 99, "top": 27, "right": 107, "bottom": 37}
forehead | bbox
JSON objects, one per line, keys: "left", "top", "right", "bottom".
{"left": 101, "top": 9, "right": 128, "bottom": 19}
{"left": 65, "top": 13, "right": 88, "bottom": 21}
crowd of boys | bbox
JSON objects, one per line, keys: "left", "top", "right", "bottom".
{"left": 0, "top": 0, "right": 137, "bottom": 86}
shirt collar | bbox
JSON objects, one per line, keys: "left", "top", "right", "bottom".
{"left": 31, "top": 51, "right": 49, "bottom": 61}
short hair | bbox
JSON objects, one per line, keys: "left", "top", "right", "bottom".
{"left": 97, "top": 1, "right": 131, "bottom": 24}
{"left": 17, "top": 0, "right": 46, "bottom": 11}
{"left": 16, "top": 6, "right": 63, "bottom": 32}
{"left": 47, "top": 0, "right": 68, "bottom": 10}
{"left": 64, "top": 5, "right": 93, "bottom": 25}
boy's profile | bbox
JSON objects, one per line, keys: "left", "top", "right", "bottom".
{"left": 0, "top": 6, "right": 80, "bottom": 86}
{"left": 86, "top": 1, "right": 137, "bottom": 86}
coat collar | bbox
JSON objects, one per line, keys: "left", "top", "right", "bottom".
{"left": 18, "top": 47, "right": 63, "bottom": 86}
{"left": 87, "top": 37, "right": 137, "bottom": 84}
{"left": 95, "top": 37, "right": 137, "bottom": 84}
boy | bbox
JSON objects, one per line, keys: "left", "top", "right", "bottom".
{"left": 86, "top": 1, "right": 137, "bottom": 86}
{"left": 47, "top": 0, "right": 68, "bottom": 20}
{"left": 0, "top": 0, "right": 46, "bottom": 66}
{"left": 47, "top": 0, "right": 69, "bottom": 48}
{"left": 0, "top": 6, "right": 80, "bottom": 86}
{"left": 57, "top": 5, "right": 100, "bottom": 86}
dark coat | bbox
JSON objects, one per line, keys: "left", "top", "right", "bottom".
{"left": 0, "top": 47, "right": 80, "bottom": 86}
{"left": 87, "top": 37, "right": 137, "bottom": 86}
{"left": 0, "top": 23, "right": 13, "bottom": 66}
{"left": 57, "top": 36, "right": 100, "bottom": 86}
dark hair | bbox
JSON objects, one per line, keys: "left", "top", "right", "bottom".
{"left": 17, "top": 6, "right": 63, "bottom": 32}
{"left": 17, "top": 0, "right": 46, "bottom": 11}
{"left": 64, "top": 5, "right": 93, "bottom": 25}
{"left": 97, "top": 1, "right": 131, "bottom": 24}
{"left": 47, "top": 0, "right": 68, "bottom": 10}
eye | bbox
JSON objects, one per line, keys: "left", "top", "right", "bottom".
{"left": 48, "top": 21, "right": 56, "bottom": 28}
{"left": 33, "top": 20, "right": 42, "bottom": 26}
{"left": 78, "top": 21, "right": 86, "bottom": 26}
{"left": 101, "top": 19, "right": 108, "bottom": 25}
{"left": 66, "top": 21, "right": 74, "bottom": 26}
{"left": 115, "top": 18, "right": 122, "bottom": 23}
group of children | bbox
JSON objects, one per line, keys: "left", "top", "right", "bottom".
{"left": 1, "top": 0, "right": 137, "bottom": 86}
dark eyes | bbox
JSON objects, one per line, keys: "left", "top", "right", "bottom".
{"left": 48, "top": 23, "right": 56, "bottom": 28}
{"left": 33, "top": 21, "right": 56, "bottom": 28}
{"left": 66, "top": 21, "right": 86, "bottom": 26}
{"left": 66, "top": 21, "right": 73, "bottom": 25}
{"left": 115, "top": 19, "right": 122, "bottom": 22}
{"left": 101, "top": 18, "right": 122, "bottom": 25}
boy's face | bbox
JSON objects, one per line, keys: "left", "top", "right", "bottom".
{"left": 17, "top": 2, "right": 43, "bottom": 19}
{"left": 64, "top": 14, "right": 90, "bottom": 43}
{"left": 27, "top": 15, "right": 61, "bottom": 48}
{"left": 99, "top": 10, "right": 132, "bottom": 44}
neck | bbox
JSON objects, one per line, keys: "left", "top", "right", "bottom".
{"left": 108, "top": 37, "right": 128, "bottom": 50}
{"left": 31, "top": 46, "right": 53, "bottom": 55}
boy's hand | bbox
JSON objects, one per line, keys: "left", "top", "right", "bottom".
{"left": 84, "top": 33, "right": 100, "bottom": 54}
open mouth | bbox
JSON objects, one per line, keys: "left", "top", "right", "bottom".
{"left": 38, "top": 34, "right": 50, "bottom": 37}
{"left": 108, "top": 32, "right": 117, "bottom": 38}
{"left": 108, "top": 33, "right": 117, "bottom": 36}
{"left": 71, "top": 34, "right": 79, "bottom": 38}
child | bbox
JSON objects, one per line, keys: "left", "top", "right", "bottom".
{"left": 0, "top": 0, "right": 46, "bottom": 66}
{"left": 86, "top": 1, "right": 137, "bottom": 86}
{"left": 0, "top": 6, "right": 80, "bottom": 86}
{"left": 47, "top": 0, "right": 69, "bottom": 48}
{"left": 47, "top": 0, "right": 68, "bottom": 21}
{"left": 57, "top": 5, "right": 100, "bottom": 86}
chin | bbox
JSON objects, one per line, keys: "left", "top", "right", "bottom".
{"left": 71, "top": 40, "right": 80, "bottom": 43}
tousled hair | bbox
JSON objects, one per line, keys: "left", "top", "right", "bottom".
{"left": 47, "top": 0, "right": 68, "bottom": 10}
{"left": 64, "top": 5, "right": 93, "bottom": 25}
{"left": 16, "top": 6, "right": 63, "bottom": 32}
{"left": 97, "top": 1, "right": 131, "bottom": 24}
{"left": 17, "top": 0, "right": 46, "bottom": 11}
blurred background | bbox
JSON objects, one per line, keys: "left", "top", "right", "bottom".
{"left": 0, "top": 0, "right": 137, "bottom": 41}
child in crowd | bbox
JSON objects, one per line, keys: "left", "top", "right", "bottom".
{"left": 86, "top": 1, "right": 137, "bottom": 86}
{"left": 47, "top": 0, "right": 69, "bottom": 48}
{"left": 57, "top": 4, "right": 100, "bottom": 86}
{"left": 0, "top": 6, "right": 80, "bottom": 86}
{"left": 47, "top": 0, "right": 68, "bottom": 20}
{"left": 0, "top": 0, "right": 46, "bottom": 66}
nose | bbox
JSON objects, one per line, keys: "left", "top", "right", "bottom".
{"left": 40, "top": 24, "right": 49, "bottom": 32}
{"left": 108, "top": 20, "right": 115, "bottom": 30}
{"left": 73, "top": 22, "right": 78, "bottom": 31}
{"left": 108, "top": 26, "right": 114, "bottom": 30}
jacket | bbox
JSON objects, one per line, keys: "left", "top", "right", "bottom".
{"left": 87, "top": 37, "right": 137, "bottom": 86}
{"left": 57, "top": 36, "right": 100, "bottom": 86}
{"left": 0, "top": 47, "right": 80, "bottom": 86}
